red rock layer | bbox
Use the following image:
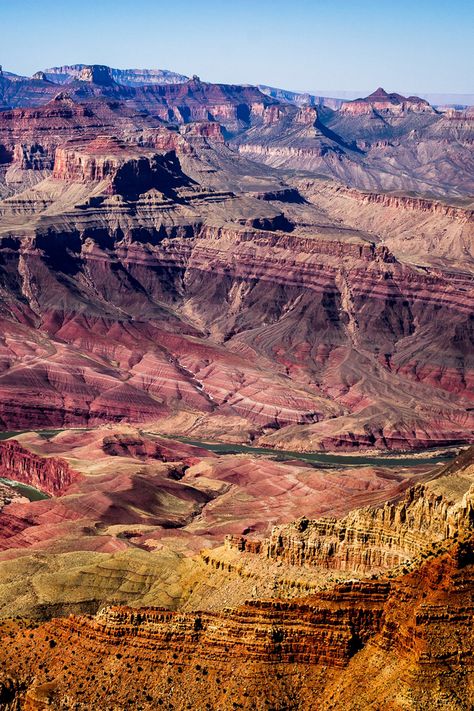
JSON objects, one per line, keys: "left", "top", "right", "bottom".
{"left": 0, "top": 107, "right": 473, "bottom": 448}
{"left": 340, "top": 88, "right": 434, "bottom": 116}
{"left": 0, "top": 75, "right": 276, "bottom": 130}
{"left": 0, "top": 210, "right": 472, "bottom": 446}
{"left": 0, "top": 440, "right": 79, "bottom": 496}
{"left": 0, "top": 537, "right": 471, "bottom": 709}
{"left": 101, "top": 432, "right": 214, "bottom": 465}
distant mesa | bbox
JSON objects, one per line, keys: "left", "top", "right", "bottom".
{"left": 32, "top": 70, "right": 51, "bottom": 82}
{"left": 341, "top": 86, "right": 434, "bottom": 115}
{"left": 77, "top": 64, "right": 116, "bottom": 86}
{"left": 258, "top": 84, "right": 346, "bottom": 110}
{"left": 42, "top": 63, "right": 188, "bottom": 86}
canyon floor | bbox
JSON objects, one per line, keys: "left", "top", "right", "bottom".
{"left": 0, "top": 65, "right": 472, "bottom": 709}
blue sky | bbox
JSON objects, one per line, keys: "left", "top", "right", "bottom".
{"left": 1, "top": 0, "right": 473, "bottom": 94}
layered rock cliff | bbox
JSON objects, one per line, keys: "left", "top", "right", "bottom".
{"left": 295, "top": 177, "right": 474, "bottom": 273}
{"left": 0, "top": 127, "right": 472, "bottom": 448}
{"left": 0, "top": 440, "right": 79, "bottom": 495}
{"left": 229, "top": 447, "right": 474, "bottom": 575}
{"left": 340, "top": 88, "right": 435, "bottom": 116}
{"left": 0, "top": 444, "right": 471, "bottom": 709}
{"left": 233, "top": 91, "right": 473, "bottom": 198}
{"left": 0, "top": 73, "right": 277, "bottom": 132}
{"left": 0, "top": 535, "right": 471, "bottom": 710}
{"left": 43, "top": 64, "right": 189, "bottom": 86}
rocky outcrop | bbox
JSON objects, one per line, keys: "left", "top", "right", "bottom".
{"left": 12, "top": 143, "right": 53, "bottom": 170}
{"left": 31, "top": 71, "right": 50, "bottom": 82}
{"left": 262, "top": 486, "right": 467, "bottom": 572}
{"left": 322, "top": 537, "right": 474, "bottom": 710}
{"left": 345, "top": 188, "right": 474, "bottom": 222}
{"left": 43, "top": 64, "right": 189, "bottom": 86}
{"left": 0, "top": 440, "right": 79, "bottom": 496}
{"left": 0, "top": 536, "right": 472, "bottom": 709}
{"left": 233, "top": 90, "right": 473, "bottom": 198}
{"left": 77, "top": 65, "right": 115, "bottom": 86}
{"left": 0, "top": 95, "right": 148, "bottom": 187}
{"left": 295, "top": 106, "right": 319, "bottom": 125}
{"left": 51, "top": 138, "right": 196, "bottom": 201}
{"left": 83, "top": 581, "right": 387, "bottom": 665}
{"left": 102, "top": 433, "right": 213, "bottom": 465}
{"left": 340, "top": 88, "right": 435, "bottom": 116}
{"left": 0, "top": 482, "right": 26, "bottom": 510}
{"left": 181, "top": 120, "right": 225, "bottom": 141}
{"left": 230, "top": 448, "right": 474, "bottom": 574}
{"left": 52, "top": 138, "right": 154, "bottom": 184}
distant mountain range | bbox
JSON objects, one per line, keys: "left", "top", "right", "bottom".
{"left": 1, "top": 63, "right": 472, "bottom": 107}
{"left": 282, "top": 88, "right": 474, "bottom": 107}
{"left": 1, "top": 62, "right": 473, "bottom": 201}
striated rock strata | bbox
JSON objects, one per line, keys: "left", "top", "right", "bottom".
{"left": 230, "top": 447, "right": 474, "bottom": 574}
{"left": 0, "top": 85, "right": 473, "bottom": 449}
{"left": 0, "top": 535, "right": 471, "bottom": 709}
{"left": 340, "top": 87, "right": 435, "bottom": 116}
{"left": 0, "top": 440, "right": 79, "bottom": 495}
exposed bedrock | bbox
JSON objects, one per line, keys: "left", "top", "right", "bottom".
{"left": 0, "top": 536, "right": 472, "bottom": 709}
{"left": 51, "top": 140, "right": 195, "bottom": 200}
{"left": 0, "top": 123, "right": 472, "bottom": 448}
{"left": 344, "top": 189, "right": 474, "bottom": 221}
{"left": 66, "top": 580, "right": 389, "bottom": 667}
{"left": 233, "top": 448, "right": 474, "bottom": 574}
{"left": 0, "top": 440, "right": 79, "bottom": 495}
{"left": 339, "top": 88, "right": 435, "bottom": 116}
{"left": 0, "top": 74, "right": 278, "bottom": 132}
{"left": 101, "top": 432, "right": 213, "bottom": 465}
{"left": 0, "top": 426, "right": 432, "bottom": 576}
{"left": 233, "top": 97, "right": 474, "bottom": 197}
{"left": 0, "top": 215, "right": 472, "bottom": 446}
{"left": 0, "top": 441, "right": 472, "bottom": 709}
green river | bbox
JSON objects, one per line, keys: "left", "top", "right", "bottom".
{"left": 0, "top": 428, "right": 459, "bottom": 501}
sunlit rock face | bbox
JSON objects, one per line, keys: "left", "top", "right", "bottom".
{"left": 339, "top": 87, "right": 435, "bottom": 116}
{"left": 0, "top": 446, "right": 473, "bottom": 710}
